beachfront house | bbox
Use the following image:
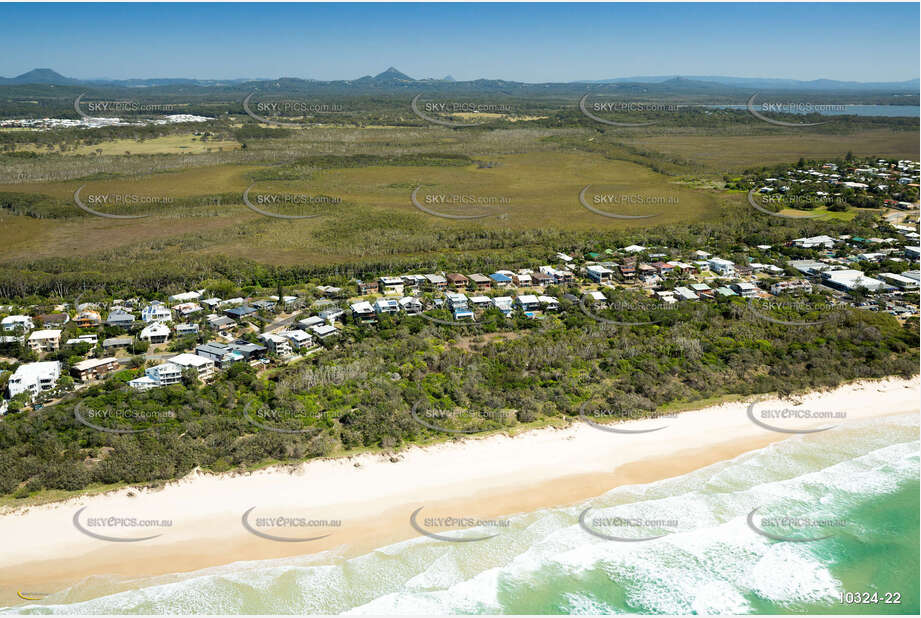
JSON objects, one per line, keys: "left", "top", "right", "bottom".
{"left": 7, "top": 361, "right": 61, "bottom": 399}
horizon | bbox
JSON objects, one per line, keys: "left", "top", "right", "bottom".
{"left": 1, "top": 2, "right": 918, "bottom": 82}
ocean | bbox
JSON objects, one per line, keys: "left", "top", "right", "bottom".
{"left": 5, "top": 412, "right": 918, "bottom": 615}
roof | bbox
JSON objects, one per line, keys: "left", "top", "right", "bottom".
{"left": 489, "top": 273, "right": 512, "bottom": 282}
{"left": 516, "top": 294, "right": 540, "bottom": 304}
{"left": 72, "top": 357, "right": 118, "bottom": 371}
{"left": 28, "top": 329, "right": 62, "bottom": 340}
{"left": 169, "top": 353, "right": 213, "bottom": 367}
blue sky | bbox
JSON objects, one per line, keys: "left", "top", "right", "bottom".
{"left": 1, "top": 3, "right": 918, "bottom": 82}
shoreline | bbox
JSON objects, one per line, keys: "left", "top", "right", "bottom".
{"left": 0, "top": 376, "right": 918, "bottom": 605}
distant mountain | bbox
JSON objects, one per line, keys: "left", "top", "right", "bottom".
{"left": 578, "top": 75, "right": 920, "bottom": 92}
{"left": 0, "top": 68, "right": 917, "bottom": 97}
{"left": 0, "top": 68, "right": 79, "bottom": 85}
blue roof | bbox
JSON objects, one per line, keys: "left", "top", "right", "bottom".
{"left": 489, "top": 273, "right": 511, "bottom": 282}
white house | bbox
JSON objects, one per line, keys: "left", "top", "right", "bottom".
{"left": 7, "top": 361, "right": 61, "bottom": 399}
{"left": 167, "top": 353, "right": 215, "bottom": 380}
{"left": 586, "top": 265, "right": 614, "bottom": 283}
{"left": 141, "top": 301, "right": 172, "bottom": 323}
{"left": 350, "top": 301, "right": 376, "bottom": 322}
{"left": 398, "top": 297, "right": 423, "bottom": 315}
{"left": 707, "top": 257, "right": 736, "bottom": 277}
{"left": 1, "top": 315, "right": 34, "bottom": 332}
{"left": 139, "top": 322, "right": 171, "bottom": 344}
{"left": 280, "top": 329, "right": 314, "bottom": 349}
{"left": 373, "top": 298, "right": 401, "bottom": 315}
{"left": 515, "top": 294, "right": 540, "bottom": 312}
{"left": 169, "top": 291, "right": 202, "bottom": 302}
{"left": 259, "top": 333, "right": 293, "bottom": 356}
{"left": 309, "top": 323, "right": 340, "bottom": 339}
{"left": 792, "top": 235, "right": 837, "bottom": 250}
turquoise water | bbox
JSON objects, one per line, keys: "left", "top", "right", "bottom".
{"left": 5, "top": 413, "right": 919, "bottom": 615}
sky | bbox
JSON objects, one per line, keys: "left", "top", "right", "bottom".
{"left": 0, "top": 2, "right": 918, "bottom": 83}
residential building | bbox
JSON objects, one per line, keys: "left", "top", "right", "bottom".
{"left": 516, "top": 294, "right": 540, "bottom": 312}
{"left": 356, "top": 280, "right": 379, "bottom": 295}
{"left": 172, "top": 302, "right": 202, "bottom": 317}
{"left": 309, "top": 323, "right": 340, "bottom": 340}
{"left": 792, "top": 235, "right": 837, "bottom": 249}
{"left": 770, "top": 280, "right": 813, "bottom": 295}
{"left": 512, "top": 272, "right": 533, "bottom": 287}
{"left": 280, "top": 329, "right": 314, "bottom": 350}
{"left": 130, "top": 362, "right": 184, "bottom": 390}
{"left": 105, "top": 309, "right": 135, "bottom": 328}
{"left": 228, "top": 340, "right": 266, "bottom": 361}
{"left": 538, "top": 295, "right": 560, "bottom": 311}
{"left": 7, "top": 361, "right": 61, "bottom": 399}
{"left": 298, "top": 316, "right": 326, "bottom": 330}
{"left": 1, "top": 315, "right": 33, "bottom": 332}
{"left": 468, "top": 273, "right": 492, "bottom": 290}
{"left": 379, "top": 276, "right": 405, "bottom": 295}
{"left": 491, "top": 296, "right": 514, "bottom": 316}
{"left": 36, "top": 313, "right": 68, "bottom": 327}
{"left": 141, "top": 301, "right": 172, "bottom": 323}
{"left": 398, "top": 296, "right": 423, "bottom": 315}
{"left": 373, "top": 298, "right": 400, "bottom": 315}
{"left": 531, "top": 272, "right": 553, "bottom": 287}
{"left": 424, "top": 274, "right": 448, "bottom": 290}
{"left": 351, "top": 301, "right": 377, "bottom": 323}
{"left": 168, "top": 353, "right": 215, "bottom": 381}
{"left": 489, "top": 273, "right": 512, "bottom": 288}
{"left": 102, "top": 337, "right": 133, "bottom": 351}
{"left": 224, "top": 305, "right": 258, "bottom": 321}
{"left": 28, "top": 329, "right": 62, "bottom": 353}
{"left": 445, "top": 273, "right": 469, "bottom": 289}
{"left": 673, "top": 287, "right": 699, "bottom": 301}
{"left": 707, "top": 258, "right": 736, "bottom": 276}
{"left": 730, "top": 282, "right": 759, "bottom": 298}
{"left": 586, "top": 265, "right": 614, "bottom": 283}
{"left": 175, "top": 323, "right": 200, "bottom": 336}
{"left": 169, "top": 291, "right": 202, "bottom": 303}
{"left": 139, "top": 322, "right": 170, "bottom": 344}
{"left": 74, "top": 310, "right": 101, "bottom": 328}
{"left": 821, "top": 270, "right": 890, "bottom": 293}
{"left": 195, "top": 342, "right": 244, "bottom": 368}
{"left": 71, "top": 357, "right": 119, "bottom": 382}
{"left": 259, "top": 333, "right": 293, "bottom": 356}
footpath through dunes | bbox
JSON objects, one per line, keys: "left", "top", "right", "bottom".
{"left": 0, "top": 377, "right": 917, "bottom": 607}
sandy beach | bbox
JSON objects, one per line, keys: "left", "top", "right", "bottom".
{"left": 1, "top": 377, "right": 918, "bottom": 604}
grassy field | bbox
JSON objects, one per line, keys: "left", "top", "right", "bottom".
{"left": 7, "top": 133, "right": 241, "bottom": 156}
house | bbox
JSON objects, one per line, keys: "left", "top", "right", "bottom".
{"left": 219, "top": 297, "right": 245, "bottom": 308}
{"left": 356, "top": 280, "right": 379, "bottom": 295}
{"left": 584, "top": 290, "right": 607, "bottom": 305}
{"left": 469, "top": 295, "right": 493, "bottom": 309}
{"left": 201, "top": 297, "right": 222, "bottom": 310}
{"left": 139, "top": 322, "right": 171, "bottom": 344}
{"left": 251, "top": 300, "right": 276, "bottom": 312}
{"left": 445, "top": 273, "right": 469, "bottom": 289}
{"left": 515, "top": 294, "right": 540, "bottom": 312}
{"left": 445, "top": 293, "right": 469, "bottom": 312}
{"left": 424, "top": 274, "right": 448, "bottom": 290}
{"left": 141, "top": 301, "right": 172, "bottom": 323}
{"left": 714, "top": 286, "right": 737, "bottom": 297}
{"left": 468, "top": 273, "right": 492, "bottom": 290}
{"left": 105, "top": 309, "right": 136, "bottom": 328}
{"left": 792, "top": 235, "right": 837, "bottom": 249}
{"left": 690, "top": 283, "right": 713, "bottom": 298}
{"left": 905, "top": 246, "right": 921, "bottom": 260}
{"left": 131, "top": 362, "right": 183, "bottom": 390}
{"left": 379, "top": 276, "right": 405, "bottom": 296}
{"left": 74, "top": 310, "right": 101, "bottom": 328}
{"left": 309, "top": 323, "right": 339, "bottom": 340}
{"left": 172, "top": 302, "right": 203, "bottom": 317}
{"left": 350, "top": 301, "right": 377, "bottom": 323}
{"left": 730, "top": 282, "right": 759, "bottom": 298}
{"left": 228, "top": 340, "right": 267, "bottom": 361}
{"left": 280, "top": 329, "right": 314, "bottom": 350}
{"left": 652, "top": 262, "right": 675, "bottom": 276}
{"left": 401, "top": 275, "right": 427, "bottom": 290}
{"left": 555, "top": 252, "right": 574, "bottom": 262}
{"left": 623, "top": 244, "right": 646, "bottom": 253}
{"left": 169, "top": 291, "right": 202, "bottom": 303}
{"left": 66, "top": 334, "right": 98, "bottom": 346}
{"left": 36, "top": 313, "right": 68, "bottom": 327}
{"left": 7, "top": 361, "right": 61, "bottom": 399}
{"left": 270, "top": 295, "right": 299, "bottom": 308}
{"left": 102, "top": 337, "right": 133, "bottom": 351}
{"left": 531, "top": 271, "right": 553, "bottom": 287}
{"left": 538, "top": 295, "right": 560, "bottom": 311}
{"left": 71, "top": 357, "right": 120, "bottom": 382}
{"left": 168, "top": 353, "right": 215, "bottom": 381}
{"left": 28, "top": 329, "right": 62, "bottom": 353}
{"left": 224, "top": 305, "right": 258, "bottom": 321}
{"left": 259, "top": 333, "right": 293, "bottom": 356}
{"left": 491, "top": 296, "right": 514, "bottom": 316}
{"left": 398, "top": 296, "right": 423, "bottom": 315}
{"left": 673, "top": 287, "right": 699, "bottom": 301}
{"left": 207, "top": 315, "right": 236, "bottom": 332}
{"left": 373, "top": 298, "right": 401, "bottom": 315}
{"left": 489, "top": 273, "right": 512, "bottom": 288}
{"left": 586, "top": 265, "right": 614, "bottom": 283}
{"left": 707, "top": 258, "right": 736, "bottom": 277}
{"left": 195, "top": 342, "right": 244, "bottom": 368}
{"left": 1, "top": 315, "right": 34, "bottom": 332}
{"left": 770, "top": 280, "right": 813, "bottom": 295}
{"left": 540, "top": 266, "right": 575, "bottom": 284}
{"left": 316, "top": 285, "right": 343, "bottom": 298}
{"left": 175, "top": 323, "right": 200, "bottom": 336}
{"left": 298, "top": 315, "right": 326, "bottom": 330}
{"left": 618, "top": 262, "right": 637, "bottom": 281}
{"left": 512, "top": 272, "right": 533, "bottom": 287}
{"left": 319, "top": 308, "right": 345, "bottom": 323}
